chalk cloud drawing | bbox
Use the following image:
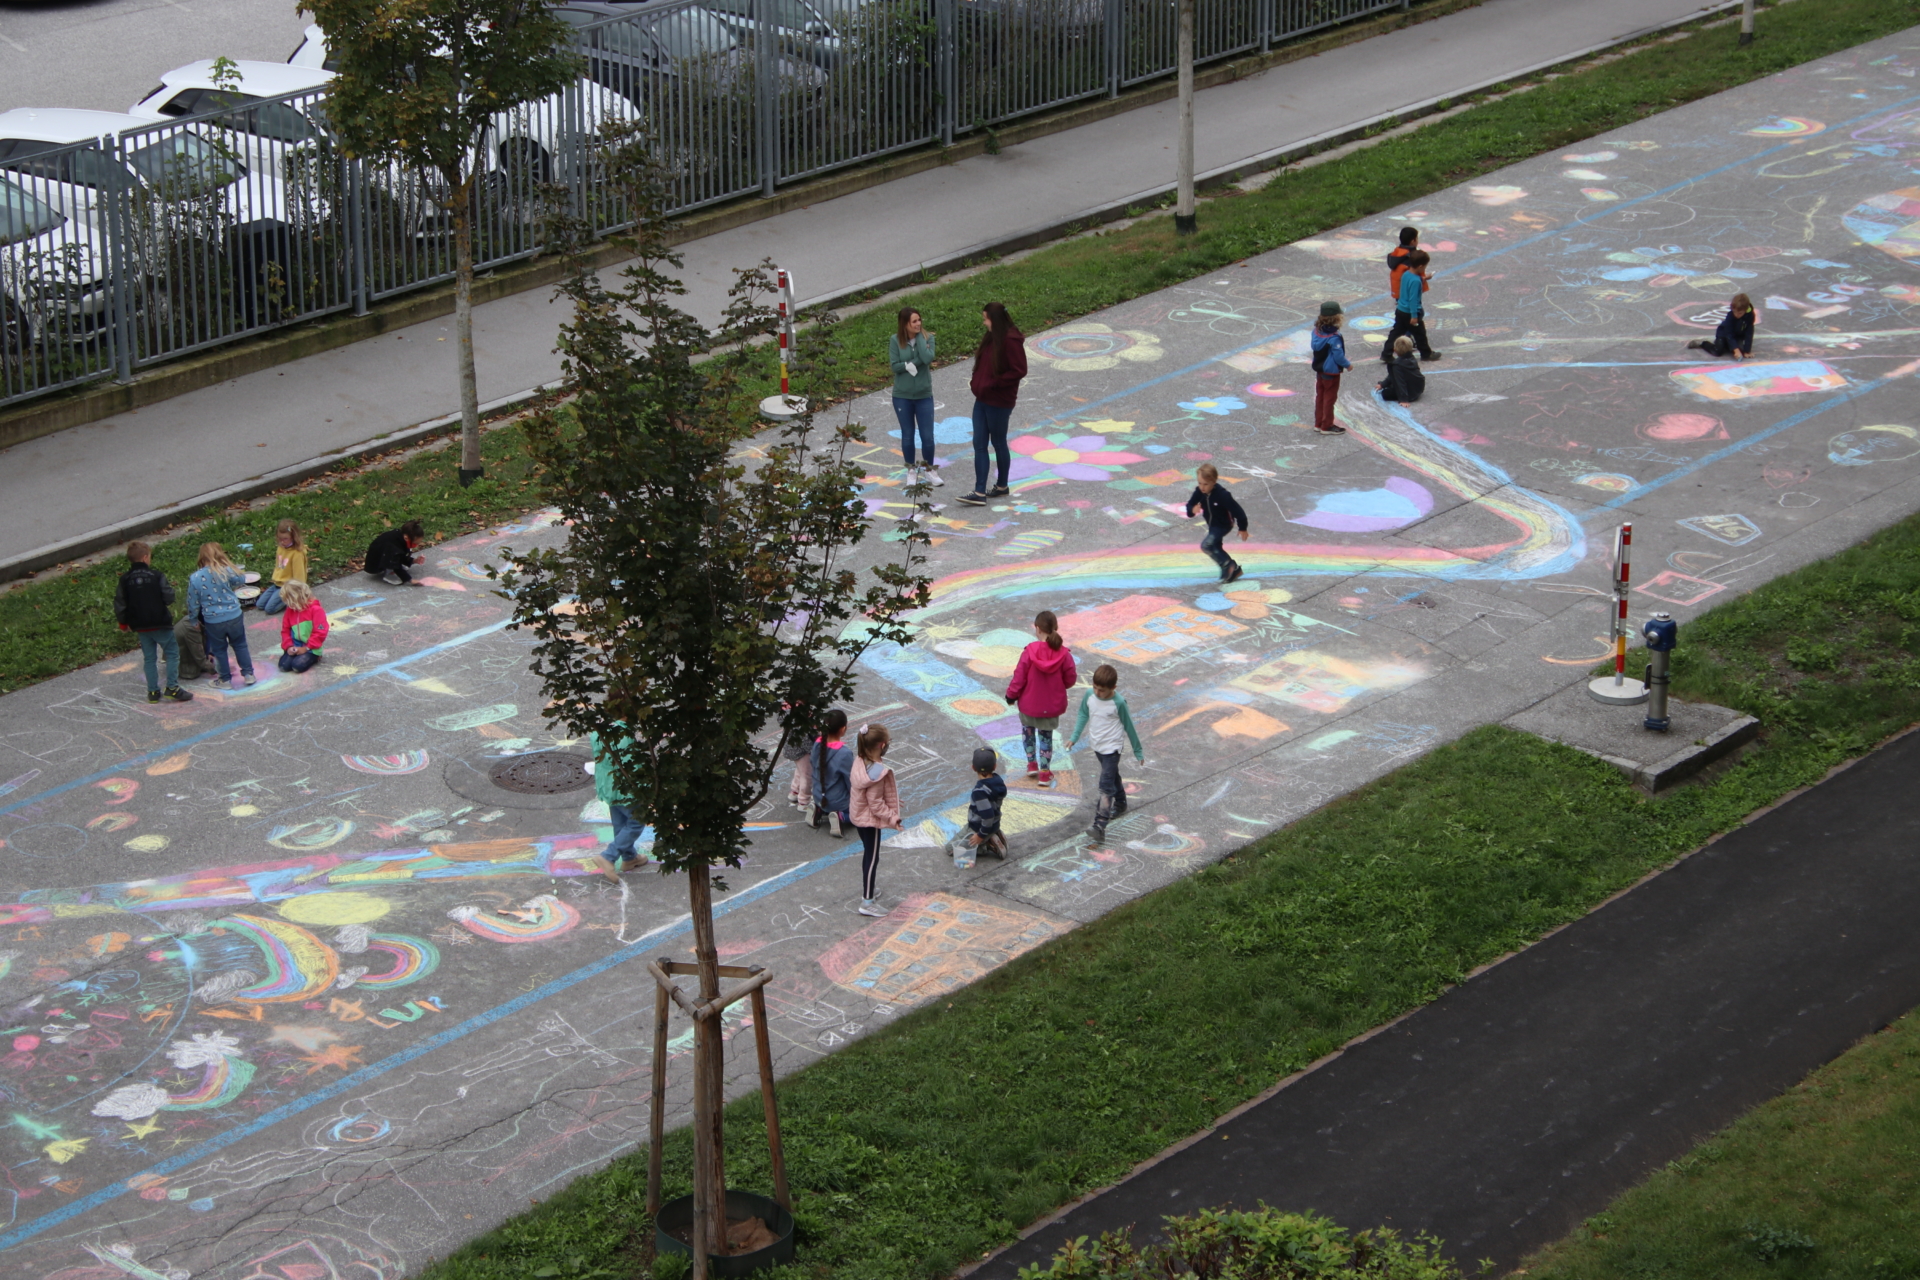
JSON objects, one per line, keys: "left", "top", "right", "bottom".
{"left": 91, "top": 1031, "right": 255, "bottom": 1119}
{"left": 817, "top": 892, "right": 1060, "bottom": 1004}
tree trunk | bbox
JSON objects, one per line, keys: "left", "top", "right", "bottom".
{"left": 688, "top": 864, "right": 729, "bottom": 1261}
{"left": 452, "top": 170, "right": 483, "bottom": 486}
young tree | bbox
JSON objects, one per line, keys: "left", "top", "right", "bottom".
{"left": 302, "top": 0, "right": 581, "bottom": 485}
{"left": 496, "top": 135, "right": 931, "bottom": 1265}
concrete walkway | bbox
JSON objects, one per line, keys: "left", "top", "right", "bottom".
{"left": 0, "top": 0, "right": 1730, "bottom": 566}
{"left": 2, "top": 25, "right": 1918, "bottom": 1279}
{"left": 977, "top": 726, "right": 1920, "bottom": 1276}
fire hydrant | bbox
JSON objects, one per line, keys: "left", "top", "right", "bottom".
{"left": 1642, "top": 612, "right": 1677, "bottom": 732}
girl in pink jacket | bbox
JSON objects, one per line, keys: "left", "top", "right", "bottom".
{"left": 276, "top": 581, "right": 329, "bottom": 674}
{"left": 1005, "top": 609, "right": 1077, "bottom": 785}
{"left": 850, "top": 723, "right": 902, "bottom": 918}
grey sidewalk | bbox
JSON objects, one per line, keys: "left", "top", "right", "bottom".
{"left": 0, "top": 0, "right": 1728, "bottom": 567}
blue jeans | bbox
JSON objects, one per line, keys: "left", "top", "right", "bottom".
{"left": 1200, "top": 527, "right": 1235, "bottom": 574}
{"left": 279, "top": 649, "right": 320, "bottom": 672}
{"left": 971, "top": 400, "right": 1013, "bottom": 494}
{"left": 137, "top": 628, "right": 179, "bottom": 692}
{"left": 602, "top": 804, "right": 647, "bottom": 865}
{"left": 257, "top": 585, "right": 285, "bottom": 614}
{"left": 202, "top": 615, "right": 254, "bottom": 682}
{"left": 892, "top": 396, "right": 935, "bottom": 467}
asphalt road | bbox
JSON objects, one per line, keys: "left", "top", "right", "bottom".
{"left": 0, "top": 0, "right": 310, "bottom": 115}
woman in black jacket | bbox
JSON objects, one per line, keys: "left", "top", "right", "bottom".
{"left": 1687, "top": 293, "right": 1755, "bottom": 360}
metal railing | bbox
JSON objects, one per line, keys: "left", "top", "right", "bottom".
{"left": 1, "top": 0, "right": 1408, "bottom": 410}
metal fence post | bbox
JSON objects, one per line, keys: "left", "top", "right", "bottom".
{"left": 1106, "top": 0, "right": 1122, "bottom": 97}
{"left": 347, "top": 156, "right": 369, "bottom": 317}
{"left": 936, "top": 0, "right": 955, "bottom": 147}
{"left": 102, "top": 134, "right": 139, "bottom": 384}
{"left": 757, "top": 0, "right": 778, "bottom": 196}
{"left": 1260, "top": 0, "right": 1274, "bottom": 53}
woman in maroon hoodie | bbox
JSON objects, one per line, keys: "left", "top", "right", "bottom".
{"left": 1004, "top": 609, "right": 1077, "bottom": 785}
{"left": 957, "top": 302, "right": 1029, "bottom": 507}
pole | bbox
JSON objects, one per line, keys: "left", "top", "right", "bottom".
{"left": 1174, "top": 0, "right": 1196, "bottom": 236}
{"left": 759, "top": 268, "right": 805, "bottom": 420}
{"left": 647, "top": 975, "right": 670, "bottom": 1217}
{"left": 1643, "top": 612, "right": 1675, "bottom": 732}
{"left": 749, "top": 981, "right": 792, "bottom": 1212}
{"left": 1739, "top": 0, "right": 1755, "bottom": 47}
{"left": 1588, "top": 522, "right": 1648, "bottom": 705}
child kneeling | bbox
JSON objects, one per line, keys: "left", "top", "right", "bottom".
{"left": 277, "top": 581, "right": 329, "bottom": 673}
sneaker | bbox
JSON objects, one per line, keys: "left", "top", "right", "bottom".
{"left": 1685, "top": 339, "right": 1705, "bottom": 350}
{"left": 828, "top": 811, "right": 843, "bottom": 838}
{"left": 599, "top": 856, "right": 621, "bottom": 883}
{"left": 210, "top": 678, "right": 232, "bottom": 690}
{"left": 1225, "top": 562, "right": 1245, "bottom": 584}
{"left": 1026, "top": 760, "right": 1039, "bottom": 779}
{"left": 857, "top": 899, "right": 886, "bottom": 918}
{"left": 242, "top": 673, "right": 257, "bottom": 687}
{"left": 956, "top": 492, "right": 988, "bottom": 506}
{"left": 1087, "top": 825, "right": 1108, "bottom": 845}
{"left": 1316, "top": 423, "right": 1348, "bottom": 435}
{"left": 382, "top": 570, "right": 402, "bottom": 585}
{"left": 1420, "top": 351, "right": 1443, "bottom": 361}
{"left": 1037, "top": 769, "right": 1053, "bottom": 786}
{"left": 987, "top": 485, "right": 1010, "bottom": 498}
{"left": 147, "top": 689, "right": 161, "bottom": 704}
{"left": 164, "top": 686, "right": 194, "bottom": 702}
{"left": 925, "top": 467, "right": 944, "bottom": 487}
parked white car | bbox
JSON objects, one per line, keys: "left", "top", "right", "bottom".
{"left": 0, "top": 177, "right": 112, "bottom": 354}
{"left": 126, "top": 61, "right": 339, "bottom": 184}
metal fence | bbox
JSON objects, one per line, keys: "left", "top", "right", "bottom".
{"left": 1, "top": 0, "right": 1407, "bottom": 410}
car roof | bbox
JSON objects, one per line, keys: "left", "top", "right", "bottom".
{"left": 0, "top": 108, "right": 158, "bottom": 143}
{"left": 156, "top": 60, "right": 333, "bottom": 96}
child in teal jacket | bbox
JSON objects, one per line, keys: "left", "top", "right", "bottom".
{"left": 1066, "top": 664, "right": 1144, "bottom": 844}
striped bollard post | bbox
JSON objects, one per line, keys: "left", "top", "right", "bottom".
{"left": 758, "top": 267, "right": 808, "bottom": 421}
{"left": 1588, "top": 522, "right": 1650, "bottom": 705}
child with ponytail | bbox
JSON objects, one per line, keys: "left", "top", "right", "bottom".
{"left": 1005, "top": 609, "right": 1077, "bottom": 785}
{"left": 849, "top": 723, "right": 902, "bottom": 917}
{"left": 809, "top": 709, "right": 854, "bottom": 838}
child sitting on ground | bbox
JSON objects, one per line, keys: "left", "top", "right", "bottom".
{"left": 809, "top": 709, "right": 853, "bottom": 838}
{"left": 1686, "top": 293, "right": 1755, "bottom": 361}
{"left": 260, "top": 518, "right": 308, "bottom": 614}
{"left": 1377, "top": 335, "right": 1426, "bottom": 403}
{"left": 951, "top": 747, "right": 1008, "bottom": 868}
{"left": 365, "top": 520, "right": 424, "bottom": 585}
{"left": 276, "top": 581, "right": 329, "bottom": 673}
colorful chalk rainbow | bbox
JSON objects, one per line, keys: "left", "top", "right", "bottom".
{"left": 355, "top": 935, "right": 441, "bottom": 990}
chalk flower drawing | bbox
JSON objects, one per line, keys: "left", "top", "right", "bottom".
{"left": 1025, "top": 323, "right": 1164, "bottom": 372}
{"left": 1008, "top": 434, "right": 1146, "bottom": 481}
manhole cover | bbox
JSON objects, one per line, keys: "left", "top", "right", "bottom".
{"left": 488, "top": 751, "right": 592, "bottom": 795}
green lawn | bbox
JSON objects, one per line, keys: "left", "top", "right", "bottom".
{"left": 1520, "top": 1010, "right": 1920, "bottom": 1280}
{"left": 416, "top": 500, "right": 1920, "bottom": 1280}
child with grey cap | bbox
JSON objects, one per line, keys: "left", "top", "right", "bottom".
{"left": 951, "top": 747, "right": 1008, "bottom": 868}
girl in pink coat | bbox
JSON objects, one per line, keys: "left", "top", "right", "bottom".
{"left": 1005, "top": 609, "right": 1077, "bottom": 785}
{"left": 850, "top": 723, "right": 902, "bottom": 918}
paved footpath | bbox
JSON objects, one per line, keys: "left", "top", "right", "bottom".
{"left": 979, "top": 726, "right": 1920, "bottom": 1276}
{"left": 3, "top": 26, "right": 1920, "bottom": 1278}
{"left": 0, "top": 0, "right": 1728, "bottom": 566}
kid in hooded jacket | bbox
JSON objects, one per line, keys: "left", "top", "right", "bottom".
{"left": 1005, "top": 609, "right": 1077, "bottom": 784}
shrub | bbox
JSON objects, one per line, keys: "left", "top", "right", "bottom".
{"left": 1016, "top": 1206, "right": 1464, "bottom": 1279}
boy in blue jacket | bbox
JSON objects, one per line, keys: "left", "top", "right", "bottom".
{"left": 1383, "top": 248, "right": 1440, "bottom": 363}
{"left": 1185, "top": 463, "right": 1249, "bottom": 583}
{"left": 1309, "top": 302, "right": 1351, "bottom": 436}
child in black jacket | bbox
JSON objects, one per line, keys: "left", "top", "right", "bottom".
{"left": 365, "top": 520, "right": 424, "bottom": 585}
{"left": 1185, "top": 463, "right": 1249, "bottom": 583}
{"left": 1377, "top": 336, "right": 1426, "bottom": 402}
{"left": 1687, "top": 293, "right": 1756, "bottom": 360}
{"left": 114, "top": 542, "right": 193, "bottom": 703}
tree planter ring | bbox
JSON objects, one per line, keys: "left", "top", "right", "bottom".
{"left": 654, "top": 1190, "right": 795, "bottom": 1276}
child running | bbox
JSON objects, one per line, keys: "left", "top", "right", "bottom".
{"left": 1686, "top": 293, "right": 1756, "bottom": 361}
{"left": 590, "top": 725, "right": 646, "bottom": 881}
{"left": 953, "top": 747, "right": 1008, "bottom": 867}
{"left": 114, "top": 542, "right": 193, "bottom": 703}
{"left": 1065, "top": 664, "right": 1144, "bottom": 845}
{"left": 808, "top": 709, "right": 854, "bottom": 838}
{"left": 259, "top": 518, "right": 308, "bottom": 615}
{"left": 1005, "top": 610, "right": 1077, "bottom": 785}
{"left": 276, "top": 581, "right": 329, "bottom": 672}
{"left": 1309, "top": 302, "right": 1352, "bottom": 435}
{"left": 849, "top": 723, "right": 902, "bottom": 917}
{"left": 1186, "top": 463, "right": 1248, "bottom": 584}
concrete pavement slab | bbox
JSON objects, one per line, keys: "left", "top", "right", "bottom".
{"left": 4, "top": 26, "right": 1920, "bottom": 1277}
{"left": 0, "top": 0, "right": 1734, "bottom": 566}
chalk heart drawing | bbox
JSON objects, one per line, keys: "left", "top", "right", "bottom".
{"left": 1639, "top": 412, "right": 1728, "bottom": 442}
{"left": 1677, "top": 514, "right": 1763, "bottom": 547}
{"left": 817, "top": 892, "right": 1061, "bottom": 1005}
{"left": 1829, "top": 424, "right": 1920, "bottom": 466}
{"left": 1744, "top": 116, "right": 1824, "bottom": 137}
{"left": 1288, "top": 477, "right": 1434, "bottom": 533}
{"left": 1024, "top": 322, "right": 1165, "bottom": 372}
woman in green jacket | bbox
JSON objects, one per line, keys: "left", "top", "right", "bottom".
{"left": 888, "top": 307, "right": 942, "bottom": 486}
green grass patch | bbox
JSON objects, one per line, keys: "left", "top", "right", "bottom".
{"left": 766, "top": 0, "right": 1919, "bottom": 401}
{"left": 414, "top": 498, "right": 1920, "bottom": 1279}
{"left": 0, "top": 422, "right": 549, "bottom": 694}
{"left": 1520, "top": 1008, "right": 1920, "bottom": 1280}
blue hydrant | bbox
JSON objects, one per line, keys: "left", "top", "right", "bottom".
{"left": 1642, "top": 612, "right": 1677, "bottom": 732}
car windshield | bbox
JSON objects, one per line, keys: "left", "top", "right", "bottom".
{"left": 700, "top": 0, "right": 828, "bottom": 29}
{"left": 0, "top": 178, "right": 65, "bottom": 246}
{"left": 126, "top": 133, "right": 242, "bottom": 195}
{"left": 646, "top": 8, "right": 739, "bottom": 59}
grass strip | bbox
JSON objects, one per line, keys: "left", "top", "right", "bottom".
{"left": 416, "top": 509, "right": 1920, "bottom": 1280}
{"left": 1519, "top": 1008, "right": 1920, "bottom": 1280}
{"left": 763, "top": 0, "right": 1919, "bottom": 400}
{"left": 3, "top": 0, "right": 1913, "bottom": 696}
{"left": 0, "top": 421, "right": 549, "bottom": 694}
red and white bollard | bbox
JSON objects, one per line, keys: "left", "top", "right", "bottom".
{"left": 758, "top": 267, "right": 808, "bottom": 421}
{"left": 1589, "top": 522, "right": 1650, "bottom": 705}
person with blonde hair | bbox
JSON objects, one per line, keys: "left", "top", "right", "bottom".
{"left": 276, "top": 581, "right": 329, "bottom": 674}
{"left": 185, "top": 542, "right": 255, "bottom": 688}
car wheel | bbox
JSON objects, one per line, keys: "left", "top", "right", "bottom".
{"left": 500, "top": 138, "right": 553, "bottom": 190}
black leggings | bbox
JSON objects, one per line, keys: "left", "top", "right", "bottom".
{"left": 857, "top": 826, "right": 882, "bottom": 899}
